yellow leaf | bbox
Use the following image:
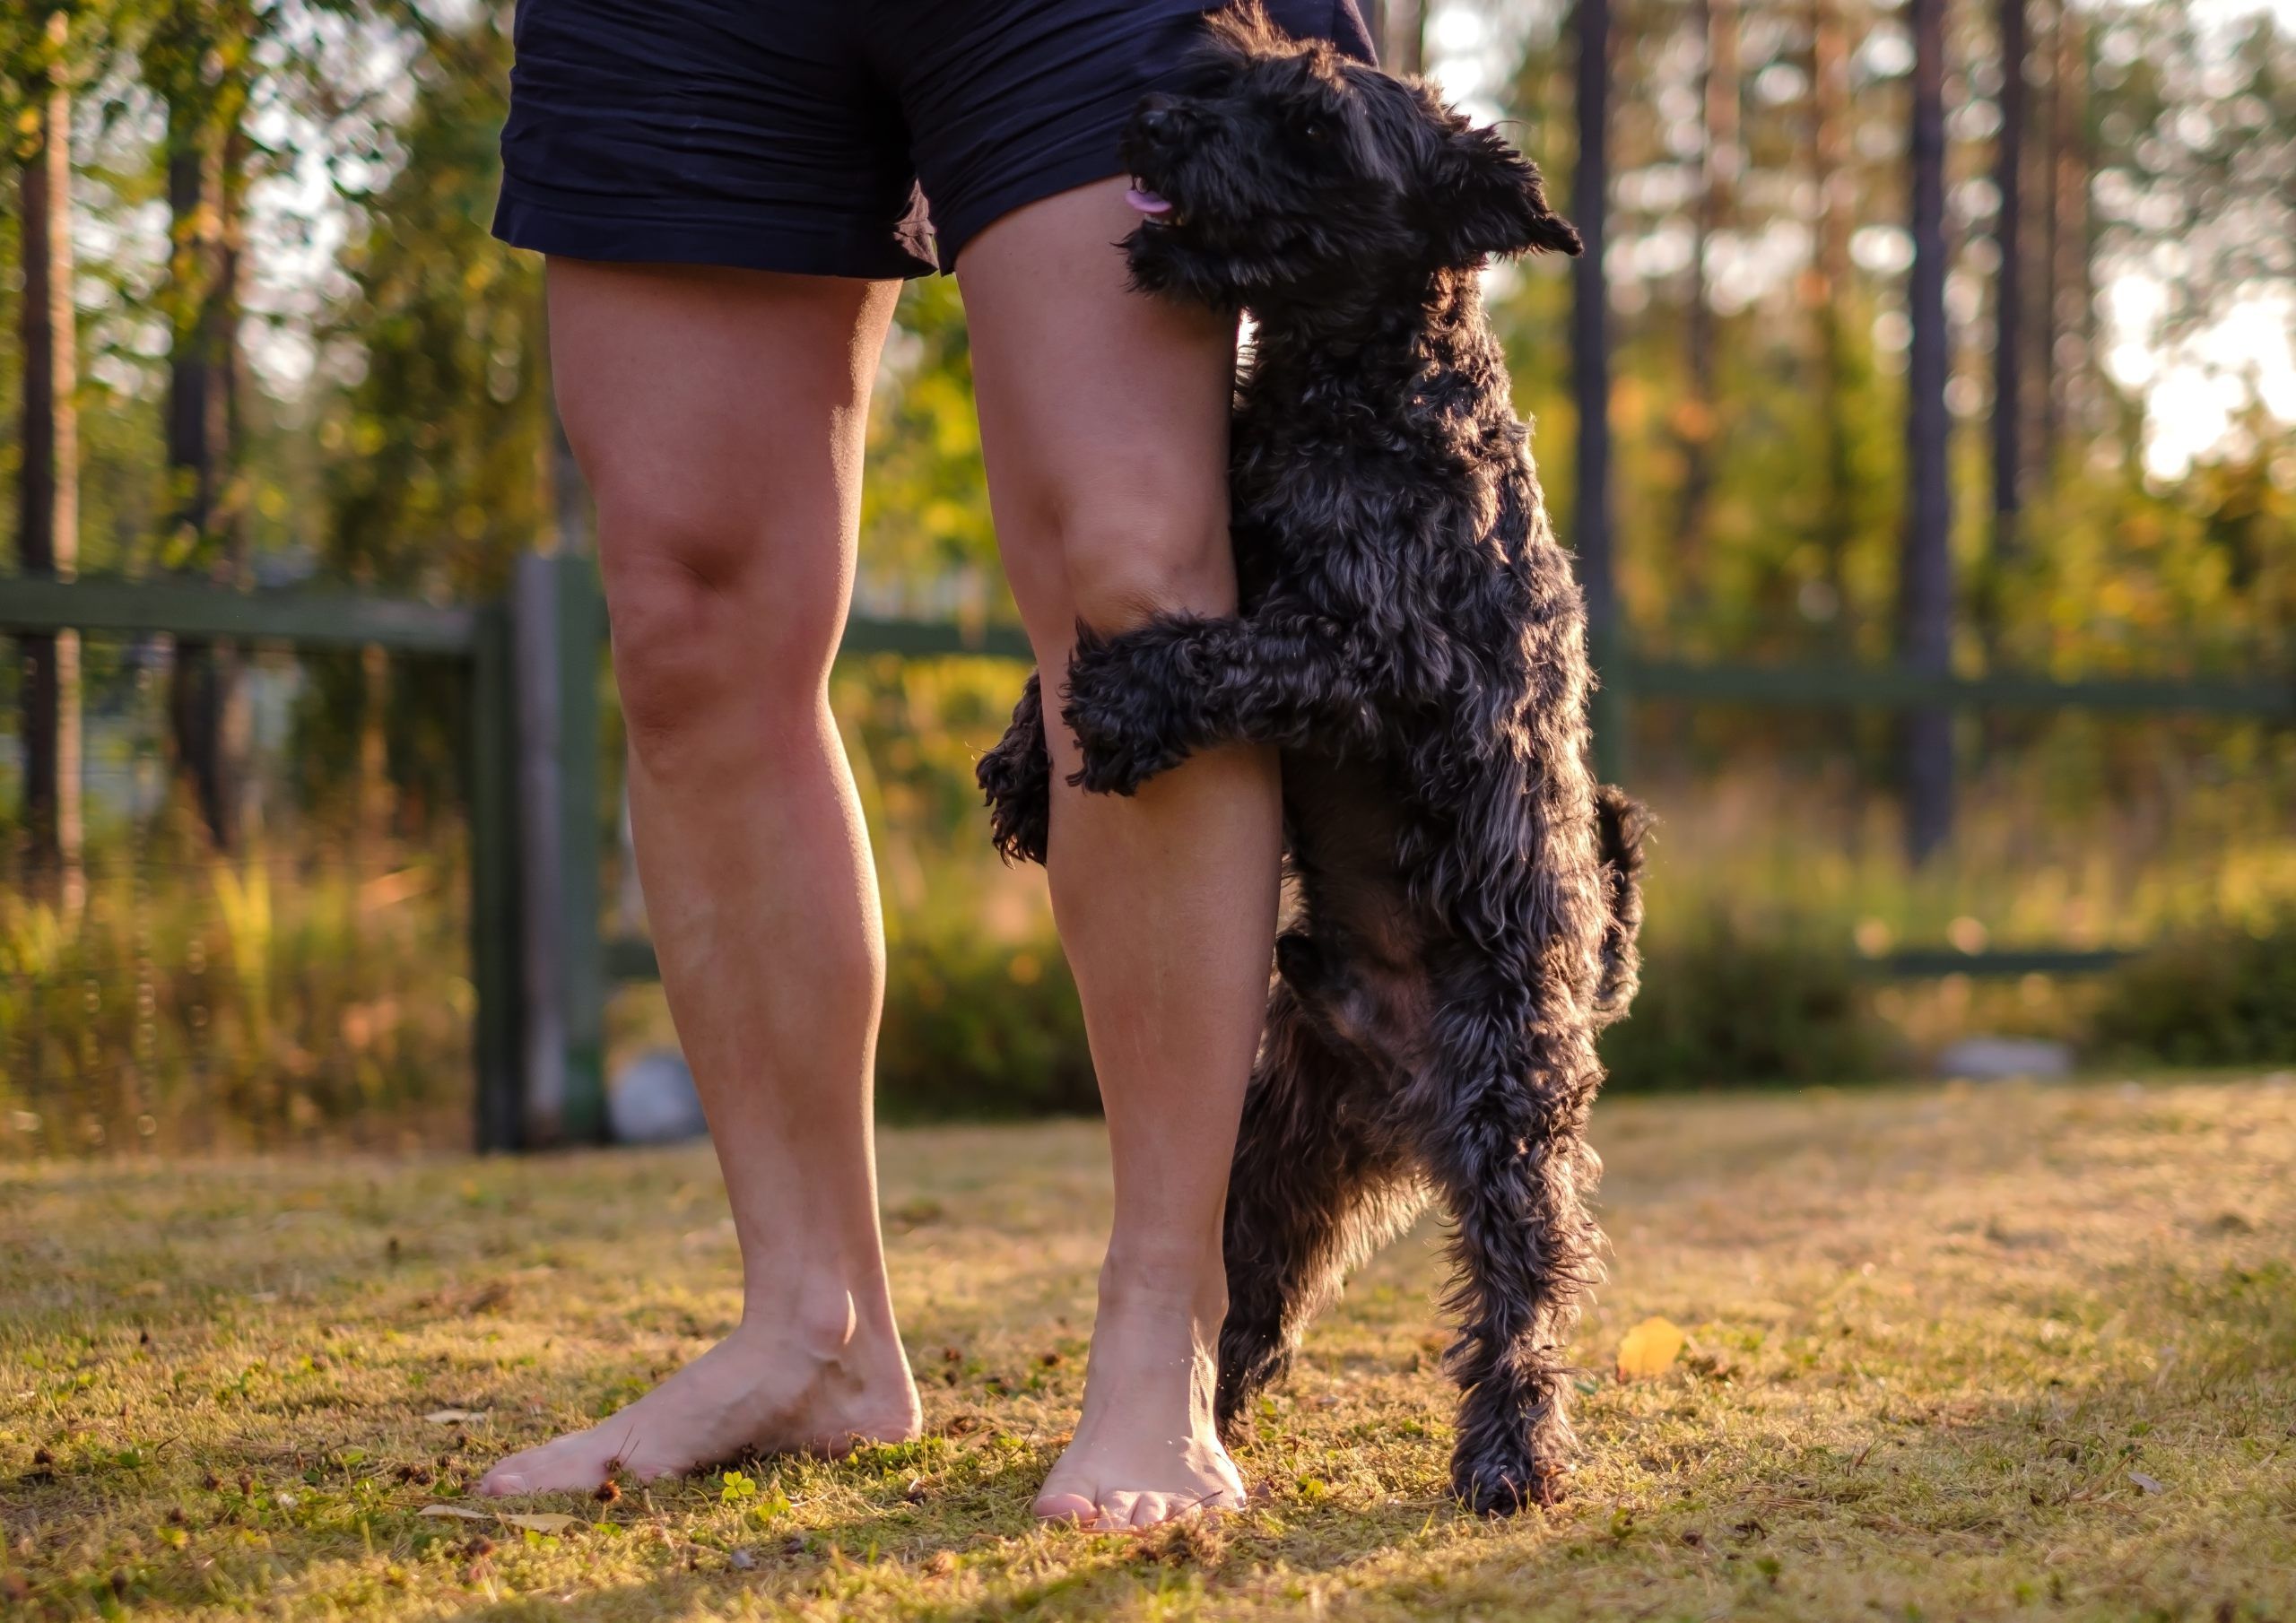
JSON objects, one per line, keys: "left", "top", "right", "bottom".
{"left": 498, "top": 1513, "right": 578, "bottom": 1533}
{"left": 418, "top": 1505, "right": 491, "bottom": 1521}
{"left": 1615, "top": 1316, "right": 1686, "bottom": 1382}
{"left": 422, "top": 1410, "right": 488, "bottom": 1424}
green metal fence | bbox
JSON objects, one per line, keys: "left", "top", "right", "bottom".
{"left": 5, "top": 567, "right": 2289, "bottom": 1150}
{"left": 0, "top": 564, "right": 1033, "bottom": 1152}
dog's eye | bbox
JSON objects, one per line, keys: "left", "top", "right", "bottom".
{"left": 1301, "top": 117, "right": 1331, "bottom": 143}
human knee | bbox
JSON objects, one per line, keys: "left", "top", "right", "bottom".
{"left": 1057, "top": 491, "right": 1235, "bottom": 635}
{"left": 601, "top": 505, "right": 837, "bottom": 765}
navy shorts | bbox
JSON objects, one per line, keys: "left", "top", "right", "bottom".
{"left": 494, "top": 0, "right": 1376, "bottom": 279}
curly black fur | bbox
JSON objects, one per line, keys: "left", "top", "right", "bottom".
{"left": 976, "top": 3, "right": 1648, "bottom": 1515}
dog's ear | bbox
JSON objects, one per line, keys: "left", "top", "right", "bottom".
{"left": 1423, "top": 117, "right": 1582, "bottom": 264}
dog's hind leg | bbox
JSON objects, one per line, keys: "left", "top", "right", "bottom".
{"left": 1414, "top": 1013, "right": 1605, "bottom": 1515}
{"left": 1217, "top": 983, "right": 1422, "bottom": 1445}
{"left": 975, "top": 670, "right": 1053, "bottom": 865}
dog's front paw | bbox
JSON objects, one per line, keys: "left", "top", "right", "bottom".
{"left": 1453, "top": 1447, "right": 1570, "bottom": 1516}
{"left": 978, "top": 673, "right": 1053, "bottom": 865}
{"left": 1070, "top": 724, "right": 1179, "bottom": 795}
{"left": 1062, "top": 632, "right": 1192, "bottom": 795}
{"left": 1451, "top": 1382, "right": 1575, "bottom": 1515}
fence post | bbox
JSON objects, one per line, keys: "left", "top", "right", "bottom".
{"left": 511, "top": 551, "right": 608, "bottom": 1146}
{"left": 554, "top": 556, "right": 606, "bottom": 1143}
{"left": 469, "top": 601, "right": 525, "bottom": 1152}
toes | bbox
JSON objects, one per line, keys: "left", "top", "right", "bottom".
{"left": 1096, "top": 1491, "right": 1144, "bottom": 1530}
{"left": 1031, "top": 1490, "right": 1099, "bottom": 1526}
{"left": 477, "top": 1436, "right": 613, "bottom": 1497}
{"left": 1126, "top": 1493, "right": 1176, "bottom": 1530}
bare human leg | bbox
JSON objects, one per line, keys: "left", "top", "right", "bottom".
{"left": 480, "top": 262, "right": 921, "bottom": 1494}
{"left": 958, "top": 181, "right": 1284, "bottom": 1530}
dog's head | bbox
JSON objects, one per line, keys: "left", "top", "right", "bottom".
{"left": 1121, "top": 2, "right": 1581, "bottom": 310}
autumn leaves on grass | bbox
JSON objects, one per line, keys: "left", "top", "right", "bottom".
{"left": 1615, "top": 1317, "right": 1687, "bottom": 1383}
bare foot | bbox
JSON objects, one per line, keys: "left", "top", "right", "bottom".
{"left": 1034, "top": 1268, "right": 1247, "bottom": 1530}
{"left": 477, "top": 1287, "right": 921, "bottom": 1495}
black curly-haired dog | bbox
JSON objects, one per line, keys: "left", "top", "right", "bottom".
{"left": 974, "top": 3, "right": 1648, "bottom": 1514}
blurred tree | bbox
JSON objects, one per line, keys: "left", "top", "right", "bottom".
{"left": 1676, "top": 0, "right": 1739, "bottom": 606}
{"left": 1364, "top": 0, "right": 1426, "bottom": 75}
{"left": 2085, "top": 3, "right": 2294, "bottom": 360}
{"left": 1804, "top": 0, "right": 1861, "bottom": 649}
{"left": 147, "top": 0, "right": 255, "bottom": 848}
{"left": 320, "top": 11, "right": 544, "bottom": 601}
{"left": 1990, "top": 0, "right": 2026, "bottom": 587}
{"left": 2035, "top": 0, "right": 2088, "bottom": 473}
{"left": 857, "top": 276, "right": 1004, "bottom": 622}
{"left": 1900, "top": 0, "right": 1954, "bottom": 861}
{"left": 1570, "top": 0, "right": 1617, "bottom": 693}
{"left": 7, "top": 5, "right": 83, "bottom": 907}
{"left": 314, "top": 5, "right": 550, "bottom": 818}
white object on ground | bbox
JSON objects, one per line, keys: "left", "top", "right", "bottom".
{"left": 1935, "top": 1036, "right": 2075, "bottom": 1081}
{"left": 609, "top": 1049, "right": 708, "bottom": 1144}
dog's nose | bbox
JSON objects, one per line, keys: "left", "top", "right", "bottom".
{"left": 1136, "top": 93, "right": 1178, "bottom": 137}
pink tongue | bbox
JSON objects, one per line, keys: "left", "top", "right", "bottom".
{"left": 1126, "top": 186, "right": 1174, "bottom": 216}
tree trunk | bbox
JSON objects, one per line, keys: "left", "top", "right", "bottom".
{"left": 1989, "top": 0, "right": 2027, "bottom": 594}
{"left": 1900, "top": 0, "right": 1954, "bottom": 863}
{"left": 2038, "top": 0, "right": 2088, "bottom": 473}
{"left": 1806, "top": 0, "right": 1856, "bottom": 647}
{"left": 163, "top": 64, "right": 250, "bottom": 850}
{"left": 1380, "top": 0, "right": 1425, "bottom": 76}
{"left": 1679, "top": 0, "right": 1738, "bottom": 608}
{"left": 15, "top": 28, "right": 84, "bottom": 914}
{"left": 1571, "top": 0, "right": 1619, "bottom": 768}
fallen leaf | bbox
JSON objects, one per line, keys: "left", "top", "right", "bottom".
{"left": 422, "top": 1409, "right": 488, "bottom": 1425}
{"left": 498, "top": 1513, "right": 578, "bottom": 1533}
{"left": 2128, "top": 1471, "right": 2165, "bottom": 1495}
{"left": 418, "top": 1506, "right": 491, "bottom": 1521}
{"left": 1616, "top": 1317, "right": 1686, "bottom": 1382}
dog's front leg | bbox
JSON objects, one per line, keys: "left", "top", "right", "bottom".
{"left": 1219, "top": 982, "right": 1422, "bottom": 1444}
{"left": 1062, "top": 607, "right": 1383, "bottom": 794}
{"left": 975, "top": 670, "right": 1053, "bottom": 865}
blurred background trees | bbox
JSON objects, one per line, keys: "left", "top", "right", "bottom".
{"left": 3, "top": 0, "right": 2292, "bottom": 1151}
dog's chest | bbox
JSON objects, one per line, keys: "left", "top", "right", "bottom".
{"left": 1229, "top": 404, "right": 1527, "bottom": 613}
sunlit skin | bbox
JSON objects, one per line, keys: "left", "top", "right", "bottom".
{"left": 475, "top": 178, "right": 1278, "bottom": 1530}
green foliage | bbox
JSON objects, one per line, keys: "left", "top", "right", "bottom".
{"left": 2092, "top": 913, "right": 2296, "bottom": 1067}
{"left": 831, "top": 654, "right": 1093, "bottom": 1118}
{"left": 1601, "top": 912, "right": 1892, "bottom": 1090}
{"left": 319, "top": 7, "right": 546, "bottom": 600}
{"left": 877, "top": 926, "right": 1094, "bottom": 1119}
{"left": 0, "top": 831, "right": 472, "bottom": 1156}
{"left": 857, "top": 278, "right": 1008, "bottom": 620}
{"left": 1995, "top": 422, "right": 2296, "bottom": 678}
{"left": 4, "top": 0, "right": 2293, "bottom": 1141}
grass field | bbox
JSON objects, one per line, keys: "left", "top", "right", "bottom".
{"left": 4, "top": 1074, "right": 2293, "bottom": 1620}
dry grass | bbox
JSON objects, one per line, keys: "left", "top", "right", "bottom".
{"left": 4, "top": 1074, "right": 2293, "bottom": 1620}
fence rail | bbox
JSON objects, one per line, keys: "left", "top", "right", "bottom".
{"left": 0, "top": 574, "right": 480, "bottom": 655}
{"left": 1618, "top": 655, "right": 2295, "bottom": 720}
{"left": 6, "top": 568, "right": 2288, "bottom": 1150}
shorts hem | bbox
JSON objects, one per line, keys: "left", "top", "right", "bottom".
{"left": 931, "top": 143, "right": 1136, "bottom": 273}
{"left": 491, "top": 187, "right": 938, "bottom": 281}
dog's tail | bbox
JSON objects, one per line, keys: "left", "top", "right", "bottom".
{"left": 1591, "top": 784, "right": 1650, "bottom": 1026}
